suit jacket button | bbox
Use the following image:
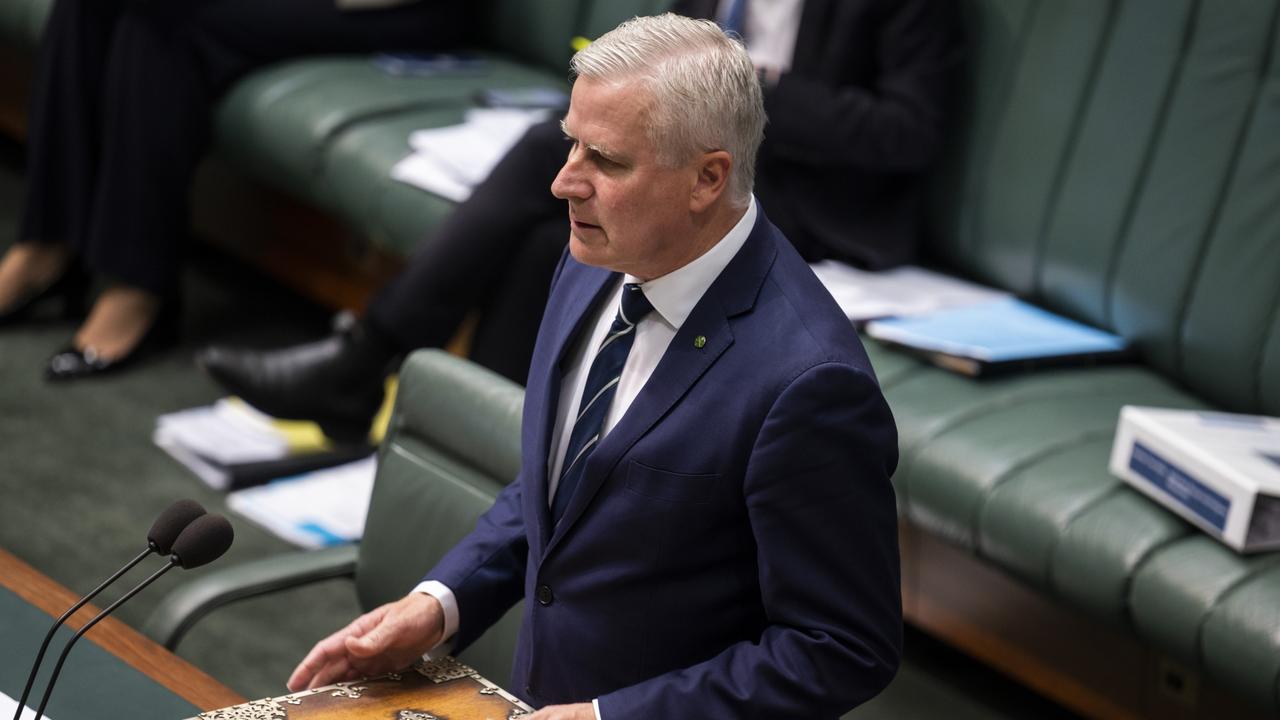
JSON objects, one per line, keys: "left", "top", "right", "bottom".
{"left": 536, "top": 584, "right": 554, "bottom": 606}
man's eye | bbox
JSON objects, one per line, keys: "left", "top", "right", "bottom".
{"left": 593, "top": 152, "right": 621, "bottom": 168}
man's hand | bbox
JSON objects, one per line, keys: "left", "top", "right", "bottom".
{"left": 527, "top": 703, "right": 595, "bottom": 720}
{"left": 287, "top": 592, "right": 445, "bottom": 692}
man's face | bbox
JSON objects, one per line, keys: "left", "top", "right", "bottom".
{"left": 551, "top": 76, "right": 701, "bottom": 280}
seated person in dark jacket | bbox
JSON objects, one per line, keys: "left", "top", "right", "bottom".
{"left": 0, "top": 0, "right": 473, "bottom": 381}
{"left": 200, "top": 0, "right": 961, "bottom": 442}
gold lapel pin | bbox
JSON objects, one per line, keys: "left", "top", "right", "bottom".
{"left": 694, "top": 335, "right": 707, "bottom": 349}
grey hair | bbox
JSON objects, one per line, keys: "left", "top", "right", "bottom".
{"left": 570, "top": 13, "right": 765, "bottom": 208}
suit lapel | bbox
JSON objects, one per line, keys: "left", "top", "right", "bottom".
{"left": 544, "top": 212, "right": 780, "bottom": 556}
{"left": 527, "top": 263, "right": 618, "bottom": 552}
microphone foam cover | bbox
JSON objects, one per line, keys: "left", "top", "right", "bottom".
{"left": 170, "top": 514, "right": 234, "bottom": 569}
{"left": 147, "top": 499, "right": 207, "bottom": 554}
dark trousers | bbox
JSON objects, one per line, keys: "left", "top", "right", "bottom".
{"left": 366, "top": 118, "right": 571, "bottom": 383}
{"left": 20, "top": 0, "right": 471, "bottom": 295}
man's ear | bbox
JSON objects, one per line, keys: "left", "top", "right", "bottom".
{"left": 689, "top": 150, "right": 733, "bottom": 213}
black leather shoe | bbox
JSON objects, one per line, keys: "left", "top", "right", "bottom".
{"left": 45, "top": 300, "right": 179, "bottom": 382}
{"left": 196, "top": 313, "right": 398, "bottom": 445}
{"left": 0, "top": 263, "right": 88, "bottom": 327}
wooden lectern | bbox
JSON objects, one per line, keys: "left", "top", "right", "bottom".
{"left": 190, "top": 657, "right": 533, "bottom": 720}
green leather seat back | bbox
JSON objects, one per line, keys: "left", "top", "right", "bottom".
{"left": 578, "top": 0, "right": 674, "bottom": 41}
{"left": 212, "top": 56, "right": 566, "bottom": 208}
{"left": 321, "top": 109, "right": 481, "bottom": 258}
{"left": 481, "top": 0, "right": 584, "bottom": 72}
{"left": 932, "top": 0, "right": 1280, "bottom": 416}
{"left": 357, "top": 350, "right": 525, "bottom": 683}
{"left": 1174, "top": 23, "right": 1280, "bottom": 413}
{"left": 886, "top": 2, "right": 1280, "bottom": 709}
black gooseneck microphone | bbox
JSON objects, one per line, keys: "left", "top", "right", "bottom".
{"left": 11, "top": 499, "right": 207, "bottom": 720}
{"left": 31, "top": 513, "right": 235, "bottom": 720}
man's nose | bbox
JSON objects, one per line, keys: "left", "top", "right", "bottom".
{"left": 551, "top": 154, "right": 589, "bottom": 201}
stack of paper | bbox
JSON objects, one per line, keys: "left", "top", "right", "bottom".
{"left": 390, "top": 107, "right": 551, "bottom": 201}
{"left": 154, "top": 398, "right": 370, "bottom": 491}
{"left": 809, "top": 261, "right": 1009, "bottom": 323}
{"left": 227, "top": 456, "right": 378, "bottom": 548}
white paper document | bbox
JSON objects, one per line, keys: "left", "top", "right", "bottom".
{"left": 0, "top": 692, "right": 54, "bottom": 720}
{"left": 155, "top": 398, "right": 290, "bottom": 467}
{"left": 227, "top": 456, "right": 378, "bottom": 548}
{"left": 809, "top": 261, "right": 1009, "bottom": 323}
{"left": 391, "top": 107, "right": 550, "bottom": 201}
{"left": 388, "top": 151, "right": 473, "bottom": 202}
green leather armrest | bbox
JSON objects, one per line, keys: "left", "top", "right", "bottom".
{"left": 141, "top": 543, "right": 359, "bottom": 651}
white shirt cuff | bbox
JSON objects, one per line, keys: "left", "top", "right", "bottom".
{"left": 593, "top": 697, "right": 603, "bottom": 720}
{"left": 413, "top": 580, "right": 460, "bottom": 654}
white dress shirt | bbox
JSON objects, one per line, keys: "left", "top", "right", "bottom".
{"left": 416, "top": 199, "right": 758, "bottom": 717}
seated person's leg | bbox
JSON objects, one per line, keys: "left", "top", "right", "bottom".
{"left": 467, "top": 218, "right": 571, "bottom": 384}
{"left": 1, "top": 0, "right": 122, "bottom": 324}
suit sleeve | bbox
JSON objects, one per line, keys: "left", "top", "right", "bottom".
{"left": 421, "top": 472, "right": 529, "bottom": 653}
{"left": 763, "top": 0, "right": 962, "bottom": 171}
{"left": 596, "top": 361, "right": 902, "bottom": 719}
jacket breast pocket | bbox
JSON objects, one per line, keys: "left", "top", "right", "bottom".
{"left": 624, "top": 460, "right": 722, "bottom": 504}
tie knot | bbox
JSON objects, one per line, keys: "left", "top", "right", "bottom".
{"left": 619, "top": 283, "right": 654, "bottom": 326}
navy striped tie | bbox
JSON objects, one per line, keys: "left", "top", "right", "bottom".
{"left": 552, "top": 283, "right": 654, "bottom": 524}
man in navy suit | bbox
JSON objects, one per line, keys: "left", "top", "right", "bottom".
{"left": 288, "top": 13, "right": 901, "bottom": 719}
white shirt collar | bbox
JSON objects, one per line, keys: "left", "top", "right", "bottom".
{"left": 625, "top": 197, "right": 757, "bottom": 331}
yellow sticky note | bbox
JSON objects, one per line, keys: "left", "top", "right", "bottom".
{"left": 369, "top": 374, "right": 399, "bottom": 445}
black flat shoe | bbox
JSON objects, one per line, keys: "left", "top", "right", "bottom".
{"left": 44, "top": 301, "right": 180, "bottom": 382}
{"left": 0, "top": 263, "right": 89, "bottom": 327}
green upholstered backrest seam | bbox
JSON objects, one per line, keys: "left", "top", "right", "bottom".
{"left": 1167, "top": 5, "right": 1280, "bottom": 384}
{"left": 1027, "top": 0, "right": 1122, "bottom": 299}
{"left": 1094, "top": 1, "right": 1199, "bottom": 332}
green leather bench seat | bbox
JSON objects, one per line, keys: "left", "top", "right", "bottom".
{"left": 207, "top": 0, "right": 587, "bottom": 252}
{"left": 858, "top": 0, "right": 1280, "bottom": 709}
{"left": 214, "top": 58, "right": 568, "bottom": 255}
{"left": 325, "top": 100, "right": 563, "bottom": 257}
{"left": 209, "top": 0, "right": 671, "bottom": 257}
{"left": 320, "top": 110, "right": 471, "bottom": 258}
{"left": 863, "top": 339, "right": 1280, "bottom": 709}
{"left": 865, "top": 341, "right": 1204, "bottom": 616}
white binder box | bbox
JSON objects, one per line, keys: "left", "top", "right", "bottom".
{"left": 1109, "top": 406, "right": 1280, "bottom": 553}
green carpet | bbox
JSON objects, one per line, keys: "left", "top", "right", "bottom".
{"left": 0, "top": 140, "right": 1077, "bottom": 718}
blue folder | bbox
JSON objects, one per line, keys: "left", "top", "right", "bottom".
{"left": 864, "top": 298, "right": 1129, "bottom": 376}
